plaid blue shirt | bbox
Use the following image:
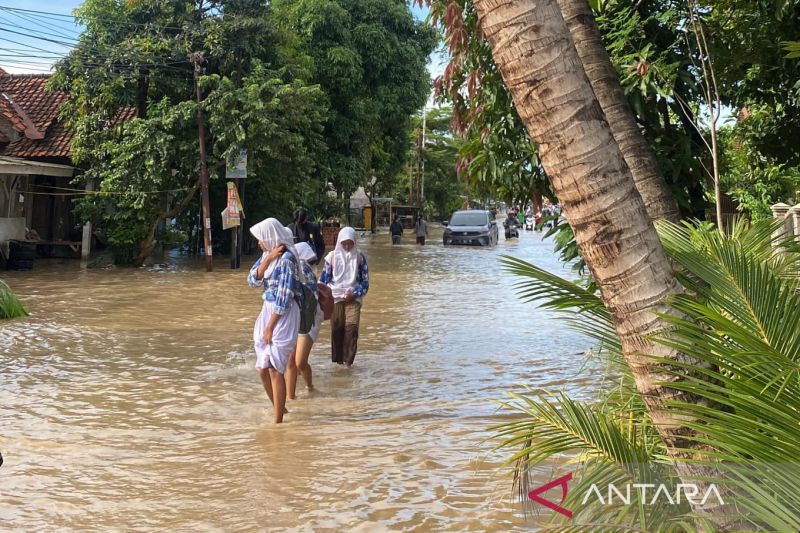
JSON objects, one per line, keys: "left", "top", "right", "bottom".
{"left": 247, "top": 251, "right": 303, "bottom": 315}
{"left": 301, "top": 261, "right": 318, "bottom": 297}
{"left": 319, "top": 252, "right": 369, "bottom": 298}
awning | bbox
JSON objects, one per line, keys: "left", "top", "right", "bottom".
{"left": 0, "top": 155, "right": 73, "bottom": 177}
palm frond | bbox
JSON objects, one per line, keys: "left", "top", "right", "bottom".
{"left": 500, "top": 255, "right": 620, "bottom": 354}
{"left": 652, "top": 221, "right": 800, "bottom": 531}
{"left": 493, "top": 392, "right": 680, "bottom": 529}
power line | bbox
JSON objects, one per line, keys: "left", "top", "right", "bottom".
{"left": 0, "top": 10, "right": 80, "bottom": 42}
{"left": 0, "top": 26, "right": 76, "bottom": 49}
{"left": 0, "top": 4, "right": 185, "bottom": 31}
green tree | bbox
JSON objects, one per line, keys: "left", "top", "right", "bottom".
{"left": 51, "top": 0, "right": 329, "bottom": 264}
{"left": 719, "top": 107, "right": 800, "bottom": 220}
{"left": 399, "top": 107, "right": 466, "bottom": 218}
{"left": 272, "top": 0, "right": 437, "bottom": 205}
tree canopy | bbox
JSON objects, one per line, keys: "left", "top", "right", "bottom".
{"left": 52, "top": 0, "right": 434, "bottom": 263}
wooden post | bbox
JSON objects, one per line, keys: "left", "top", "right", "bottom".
{"left": 237, "top": 178, "right": 245, "bottom": 265}
{"left": 230, "top": 212, "right": 238, "bottom": 269}
{"left": 190, "top": 52, "right": 213, "bottom": 272}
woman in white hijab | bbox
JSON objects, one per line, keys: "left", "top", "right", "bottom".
{"left": 285, "top": 241, "right": 324, "bottom": 399}
{"left": 319, "top": 227, "right": 369, "bottom": 367}
{"left": 246, "top": 218, "right": 304, "bottom": 423}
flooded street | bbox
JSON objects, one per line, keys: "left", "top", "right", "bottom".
{"left": 1, "top": 227, "right": 596, "bottom": 531}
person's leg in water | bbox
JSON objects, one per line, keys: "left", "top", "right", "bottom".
{"left": 259, "top": 367, "right": 289, "bottom": 414}
{"left": 258, "top": 368, "right": 274, "bottom": 404}
{"left": 268, "top": 368, "right": 287, "bottom": 423}
{"left": 295, "top": 336, "right": 314, "bottom": 390}
{"left": 285, "top": 351, "right": 299, "bottom": 400}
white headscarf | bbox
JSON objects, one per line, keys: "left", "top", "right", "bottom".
{"left": 249, "top": 218, "right": 305, "bottom": 284}
{"left": 295, "top": 241, "right": 317, "bottom": 265}
{"left": 324, "top": 227, "right": 359, "bottom": 300}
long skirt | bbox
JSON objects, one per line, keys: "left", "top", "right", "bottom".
{"left": 331, "top": 300, "right": 362, "bottom": 365}
{"left": 253, "top": 299, "right": 300, "bottom": 374}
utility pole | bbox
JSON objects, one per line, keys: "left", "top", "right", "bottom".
{"left": 420, "top": 108, "right": 426, "bottom": 207}
{"left": 190, "top": 51, "right": 213, "bottom": 272}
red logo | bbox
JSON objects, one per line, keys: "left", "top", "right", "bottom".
{"left": 528, "top": 472, "right": 573, "bottom": 518}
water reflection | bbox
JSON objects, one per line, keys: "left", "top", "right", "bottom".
{"left": 1, "top": 228, "right": 596, "bottom": 530}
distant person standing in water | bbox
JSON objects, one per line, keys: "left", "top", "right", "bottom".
{"left": 390, "top": 215, "right": 404, "bottom": 245}
{"left": 288, "top": 207, "right": 325, "bottom": 264}
{"left": 247, "top": 218, "right": 305, "bottom": 423}
{"left": 414, "top": 215, "right": 428, "bottom": 245}
{"left": 320, "top": 227, "right": 369, "bottom": 367}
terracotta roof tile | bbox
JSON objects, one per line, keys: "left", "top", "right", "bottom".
{"left": 0, "top": 93, "right": 27, "bottom": 133}
{"left": 0, "top": 74, "right": 65, "bottom": 131}
{"left": 4, "top": 121, "right": 74, "bottom": 159}
{"left": 0, "top": 70, "right": 136, "bottom": 161}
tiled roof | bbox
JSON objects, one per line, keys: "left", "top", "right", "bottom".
{"left": 0, "top": 70, "right": 137, "bottom": 161}
{"left": 6, "top": 121, "right": 72, "bottom": 158}
{"left": 0, "top": 74, "right": 65, "bottom": 132}
{"left": 0, "top": 93, "right": 27, "bottom": 132}
{"left": 0, "top": 72, "right": 70, "bottom": 160}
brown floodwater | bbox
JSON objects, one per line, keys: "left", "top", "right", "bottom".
{"left": 1, "top": 227, "right": 598, "bottom": 531}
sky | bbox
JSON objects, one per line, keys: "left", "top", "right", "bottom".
{"left": 0, "top": 0, "right": 446, "bottom": 79}
{"left": 0, "top": 0, "right": 82, "bottom": 74}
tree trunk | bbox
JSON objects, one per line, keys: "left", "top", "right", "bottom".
{"left": 133, "top": 216, "right": 163, "bottom": 267}
{"left": 471, "top": 0, "right": 735, "bottom": 527}
{"left": 132, "top": 180, "right": 201, "bottom": 267}
{"left": 558, "top": 0, "right": 680, "bottom": 223}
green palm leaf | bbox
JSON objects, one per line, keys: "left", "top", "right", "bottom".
{"left": 492, "top": 392, "right": 678, "bottom": 529}
{"left": 652, "top": 220, "right": 800, "bottom": 530}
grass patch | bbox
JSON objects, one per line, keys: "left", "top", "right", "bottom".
{"left": 0, "top": 278, "right": 28, "bottom": 319}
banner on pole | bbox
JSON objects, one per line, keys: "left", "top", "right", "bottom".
{"left": 226, "top": 149, "right": 247, "bottom": 180}
{"left": 222, "top": 181, "right": 245, "bottom": 230}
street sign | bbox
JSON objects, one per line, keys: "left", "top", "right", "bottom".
{"left": 226, "top": 149, "right": 247, "bottom": 180}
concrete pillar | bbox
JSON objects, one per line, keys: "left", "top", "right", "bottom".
{"left": 790, "top": 203, "right": 800, "bottom": 241}
{"left": 772, "top": 202, "right": 792, "bottom": 239}
{"left": 80, "top": 180, "right": 94, "bottom": 266}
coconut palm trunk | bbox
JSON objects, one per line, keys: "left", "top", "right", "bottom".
{"left": 558, "top": 0, "right": 681, "bottom": 223}
{"left": 471, "top": 0, "right": 735, "bottom": 527}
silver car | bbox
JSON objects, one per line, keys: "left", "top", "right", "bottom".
{"left": 443, "top": 210, "right": 499, "bottom": 246}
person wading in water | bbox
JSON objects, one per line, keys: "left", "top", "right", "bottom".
{"left": 390, "top": 215, "right": 404, "bottom": 245}
{"left": 285, "top": 241, "right": 323, "bottom": 398}
{"left": 247, "top": 218, "right": 305, "bottom": 423}
{"left": 319, "top": 227, "right": 369, "bottom": 367}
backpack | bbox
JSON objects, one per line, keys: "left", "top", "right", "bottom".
{"left": 295, "top": 283, "right": 318, "bottom": 335}
{"left": 288, "top": 254, "right": 317, "bottom": 335}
